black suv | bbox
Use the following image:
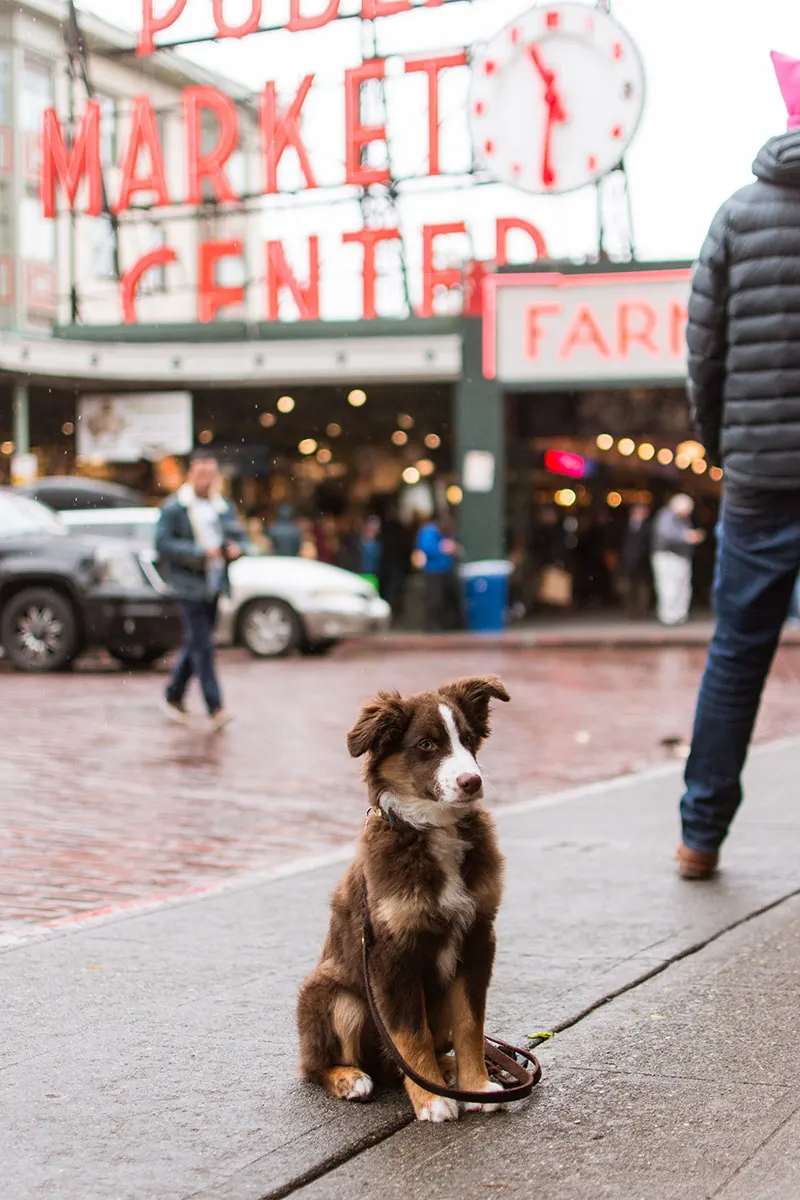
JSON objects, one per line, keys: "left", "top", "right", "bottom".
{"left": 0, "top": 489, "right": 181, "bottom": 672}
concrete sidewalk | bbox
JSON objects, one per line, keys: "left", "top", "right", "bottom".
{"left": 3, "top": 741, "right": 800, "bottom": 1200}
{"left": 339, "top": 616, "right": 800, "bottom": 655}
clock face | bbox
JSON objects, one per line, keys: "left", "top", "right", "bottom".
{"left": 469, "top": 3, "right": 645, "bottom": 195}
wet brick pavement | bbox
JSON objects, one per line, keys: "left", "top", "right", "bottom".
{"left": 1, "top": 644, "right": 799, "bottom": 937}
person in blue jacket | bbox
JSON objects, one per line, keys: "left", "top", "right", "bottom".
{"left": 156, "top": 449, "right": 247, "bottom": 730}
{"left": 415, "top": 515, "right": 463, "bottom": 632}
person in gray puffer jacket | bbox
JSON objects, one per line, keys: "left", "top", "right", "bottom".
{"left": 677, "top": 50, "right": 800, "bottom": 881}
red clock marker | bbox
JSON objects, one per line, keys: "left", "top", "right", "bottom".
{"left": 483, "top": 59, "right": 497, "bottom": 76}
{"left": 612, "top": 41, "right": 623, "bottom": 60}
{"left": 611, "top": 125, "right": 623, "bottom": 139}
{"left": 587, "top": 154, "right": 598, "bottom": 171}
{"left": 474, "top": 100, "right": 485, "bottom": 116}
{"left": 545, "top": 11, "right": 560, "bottom": 28}
{"left": 484, "top": 139, "right": 495, "bottom": 156}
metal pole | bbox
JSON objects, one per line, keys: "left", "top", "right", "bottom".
{"left": 12, "top": 379, "right": 30, "bottom": 455}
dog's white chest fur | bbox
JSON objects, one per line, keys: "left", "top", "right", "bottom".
{"left": 373, "top": 826, "right": 476, "bottom": 983}
{"left": 429, "top": 828, "right": 476, "bottom": 983}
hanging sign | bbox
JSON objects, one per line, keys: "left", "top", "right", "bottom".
{"left": 39, "top": 4, "right": 645, "bottom": 325}
{"left": 484, "top": 269, "right": 692, "bottom": 384}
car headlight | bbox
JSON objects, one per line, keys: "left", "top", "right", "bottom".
{"left": 310, "top": 589, "right": 367, "bottom": 605}
{"left": 94, "top": 546, "right": 146, "bottom": 589}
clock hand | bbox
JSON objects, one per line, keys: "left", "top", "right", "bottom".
{"left": 527, "top": 44, "right": 566, "bottom": 115}
{"left": 528, "top": 45, "right": 568, "bottom": 187}
{"left": 542, "top": 102, "right": 558, "bottom": 187}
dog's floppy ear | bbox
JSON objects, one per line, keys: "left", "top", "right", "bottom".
{"left": 347, "top": 691, "right": 410, "bottom": 759}
{"left": 438, "top": 675, "right": 510, "bottom": 742}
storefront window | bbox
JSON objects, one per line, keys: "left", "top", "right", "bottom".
{"left": 21, "top": 59, "right": 52, "bottom": 186}
{"left": 90, "top": 215, "right": 116, "bottom": 280}
{"left": 0, "top": 48, "right": 11, "bottom": 126}
{"left": 138, "top": 223, "right": 168, "bottom": 294}
{"left": 97, "top": 93, "right": 117, "bottom": 166}
{"left": 21, "top": 196, "right": 55, "bottom": 262}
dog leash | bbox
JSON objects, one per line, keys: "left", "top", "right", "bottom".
{"left": 361, "top": 880, "right": 541, "bottom": 1105}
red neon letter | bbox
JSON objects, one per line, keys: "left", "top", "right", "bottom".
{"left": 495, "top": 217, "right": 548, "bottom": 266}
{"left": 137, "top": 0, "right": 188, "bottom": 56}
{"left": 287, "top": 0, "right": 339, "bottom": 31}
{"left": 559, "top": 304, "right": 611, "bottom": 360}
{"left": 261, "top": 76, "right": 317, "bottom": 194}
{"left": 342, "top": 227, "right": 401, "bottom": 320}
{"left": 526, "top": 303, "right": 562, "bottom": 358}
{"left": 668, "top": 300, "right": 688, "bottom": 356}
{"left": 41, "top": 102, "right": 102, "bottom": 218}
{"left": 184, "top": 87, "right": 239, "bottom": 206}
{"left": 420, "top": 222, "right": 466, "bottom": 318}
{"left": 266, "top": 238, "right": 320, "bottom": 321}
{"left": 361, "top": 0, "right": 409, "bottom": 15}
{"left": 121, "top": 246, "right": 178, "bottom": 323}
{"left": 115, "top": 96, "right": 170, "bottom": 213}
{"left": 404, "top": 53, "right": 467, "bottom": 176}
{"left": 212, "top": 0, "right": 261, "bottom": 38}
{"left": 345, "top": 60, "right": 389, "bottom": 187}
{"left": 198, "top": 240, "right": 245, "bottom": 323}
{"left": 362, "top": 0, "right": 445, "bottom": 14}
{"left": 617, "top": 301, "right": 659, "bottom": 357}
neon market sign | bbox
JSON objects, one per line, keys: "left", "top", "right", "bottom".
{"left": 41, "top": 2, "right": 644, "bottom": 325}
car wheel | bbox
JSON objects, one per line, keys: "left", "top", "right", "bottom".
{"left": 107, "top": 645, "right": 169, "bottom": 669}
{"left": 300, "top": 639, "right": 339, "bottom": 657}
{"left": 1, "top": 587, "right": 79, "bottom": 673}
{"left": 238, "top": 598, "right": 300, "bottom": 658}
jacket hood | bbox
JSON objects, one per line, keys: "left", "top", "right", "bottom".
{"left": 752, "top": 130, "right": 800, "bottom": 186}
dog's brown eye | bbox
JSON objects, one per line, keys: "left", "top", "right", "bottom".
{"left": 417, "top": 738, "right": 435, "bottom": 752}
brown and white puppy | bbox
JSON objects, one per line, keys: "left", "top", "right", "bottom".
{"left": 297, "top": 676, "right": 509, "bottom": 1123}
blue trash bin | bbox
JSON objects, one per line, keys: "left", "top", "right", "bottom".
{"left": 459, "top": 560, "right": 513, "bottom": 633}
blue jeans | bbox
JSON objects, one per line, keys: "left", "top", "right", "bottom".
{"left": 166, "top": 598, "right": 222, "bottom": 715}
{"left": 680, "top": 499, "right": 800, "bottom": 851}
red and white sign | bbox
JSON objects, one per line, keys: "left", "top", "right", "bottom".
{"left": 483, "top": 269, "right": 692, "bottom": 384}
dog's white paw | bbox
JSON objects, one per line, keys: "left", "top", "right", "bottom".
{"left": 462, "top": 1080, "right": 506, "bottom": 1113}
{"left": 344, "top": 1072, "right": 373, "bottom": 1101}
{"left": 418, "top": 1096, "right": 459, "bottom": 1123}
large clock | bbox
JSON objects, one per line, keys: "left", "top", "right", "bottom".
{"left": 469, "top": 3, "right": 645, "bottom": 195}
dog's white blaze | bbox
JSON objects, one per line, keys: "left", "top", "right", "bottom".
{"left": 436, "top": 704, "right": 482, "bottom": 803}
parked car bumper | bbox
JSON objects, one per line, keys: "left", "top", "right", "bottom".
{"left": 83, "top": 587, "right": 183, "bottom": 650}
{"left": 217, "top": 590, "right": 391, "bottom": 645}
{"left": 301, "top": 593, "right": 392, "bottom": 642}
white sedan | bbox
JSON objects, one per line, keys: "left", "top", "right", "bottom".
{"left": 61, "top": 508, "right": 391, "bottom": 658}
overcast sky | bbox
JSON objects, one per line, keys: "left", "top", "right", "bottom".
{"left": 75, "top": 0, "right": 799, "bottom": 317}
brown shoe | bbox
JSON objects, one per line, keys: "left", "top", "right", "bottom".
{"left": 675, "top": 843, "right": 719, "bottom": 880}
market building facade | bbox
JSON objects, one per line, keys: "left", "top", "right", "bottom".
{"left": 0, "top": 1, "right": 717, "bottom": 613}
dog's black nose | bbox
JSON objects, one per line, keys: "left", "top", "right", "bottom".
{"left": 457, "top": 773, "right": 483, "bottom": 797}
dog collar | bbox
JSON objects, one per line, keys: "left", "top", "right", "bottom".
{"left": 365, "top": 804, "right": 399, "bottom": 827}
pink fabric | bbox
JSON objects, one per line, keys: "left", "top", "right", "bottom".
{"left": 771, "top": 50, "right": 800, "bottom": 130}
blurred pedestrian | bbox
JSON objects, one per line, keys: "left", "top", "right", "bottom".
{"left": 268, "top": 504, "right": 302, "bottom": 557}
{"left": 677, "top": 49, "right": 800, "bottom": 879}
{"left": 245, "top": 513, "right": 272, "bottom": 555}
{"left": 378, "top": 503, "right": 412, "bottom": 616}
{"left": 315, "top": 514, "right": 340, "bottom": 565}
{"left": 359, "top": 515, "right": 382, "bottom": 591}
{"left": 416, "top": 514, "right": 463, "bottom": 632}
{"left": 651, "top": 495, "right": 704, "bottom": 626}
{"left": 619, "top": 503, "right": 652, "bottom": 618}
{"left": 156, "top": 449, "right": 247, "bottom": 730}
